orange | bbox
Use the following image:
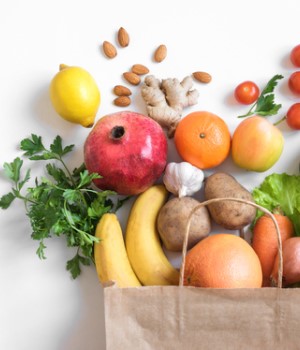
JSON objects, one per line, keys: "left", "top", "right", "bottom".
{"left": 184, "top": 234, "right": 263, "bottom": 288}
{"left": 174, "top": 111, "right": 231, "bottom": 169}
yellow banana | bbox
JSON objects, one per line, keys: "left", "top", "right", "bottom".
{"left": 125, "top": 184, "right": 180, "bottom": 286}
{"left": 94, "top": 213, "right": 141, "bottom": 288}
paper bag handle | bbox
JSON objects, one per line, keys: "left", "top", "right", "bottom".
{"left": 179, "top": 198, "right": 283, "bottom": 288}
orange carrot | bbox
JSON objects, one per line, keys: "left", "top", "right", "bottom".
{"left": 252, "top": 213, "right": 294, "bottom": 287}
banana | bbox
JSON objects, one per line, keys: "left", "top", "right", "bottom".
{"left": 94, "top": 213, "right": 141, "bottom": 288}
{"left": 125, "top": 184, "right": 180, "bottom": 286}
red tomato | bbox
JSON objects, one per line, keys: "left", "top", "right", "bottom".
{"left": 290, "top": 44, "right": 300, "bottom": 67}
{"left": 234, "top": 81, "right": 260, "bottom": 105}
{"left": 288, "top": 71, "right": 300, "bottom": 95}
{"left": 286, "top": 103, "right": 300, "bottom": 129}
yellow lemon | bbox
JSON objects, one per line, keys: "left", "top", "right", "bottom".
{"left": 49, "top": 64, "right": 101, "bottom": 127}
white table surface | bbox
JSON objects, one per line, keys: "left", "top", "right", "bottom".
{"left": 1, "top": 0, "right": 300, "bottom": 349}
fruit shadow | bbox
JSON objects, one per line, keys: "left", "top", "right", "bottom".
{"left": 30, "top": 83, "right": 80, "bottom": 138}
{"left": 224, "top": 91, "right": 240, "bottom": 108}
{"left": 280, "top": 53, "right": 295, "bottom": 70}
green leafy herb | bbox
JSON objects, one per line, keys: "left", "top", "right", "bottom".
{"left": 237, "top": 74, "right": 284, "bottom": 118}
{"left": 0, "top": 134, "right": 123, "bottom": 278}
{"left": 252, "top": 173, "right": 300, "bottom": 236}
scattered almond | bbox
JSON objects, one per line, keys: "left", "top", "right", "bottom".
{"left": 114, "top": 96, "right": 131, "bottom": 107}
{"left": 118, "top": 27, "right": 130, "bottom": 47}
{"left": 123, "top": 72, "right": 141, "bottom": 85}
{"left": 103, "top": 41, "right": 117, "bottom": 58}
{"left": 113, "top": 85, "right": 132, "bottom": 96}
{"left": 154, "top": 44, "right": 167, "bottom": 62}
{"left": 131, "top": 64, "right": 150, "bottom": 75}
{"left": 193, "top": 71, "right": 212, "bottom": 83}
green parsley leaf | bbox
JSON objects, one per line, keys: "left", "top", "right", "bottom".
{"left": 36, "top": 241, "right": 47, "bottom": 259}
{"left": 3, "top": 157, "right": 23, "bottom": 182}
{"left": 260, "top": 74, "right": 283, "bottom": 95}
{"left": 76, "top": 169, "right": 101, "bottom": 189}
{"left": 88, "top": 197, "right": 111, "bottom": 218}
{"left": 50, "top": 135, "right": 74, "bottom": 157}
{"left": 0, "top": 192, "right": 16, "bottom": 209}
{"left": 63, "top": 189, "right": 83, "bottom": 204}
{"left": 46, "top": 163, "right": 71, "bottom": 186}
{"left": 20, "top": 134, "right": 44, "bottom": 156}
{"left": 21, "top": 134, "right": 74, "bottom": 161}
{"left": 66, "top": 253, "right": 91, "bottom": 279}
{"left": 237, "top": 74, "right": 284, "bottom": 118}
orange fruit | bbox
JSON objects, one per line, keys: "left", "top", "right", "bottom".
{"left": 184, "top": 234, "right": 263, "bottom": 288}
{"left": 174, "top": 111, "right": 231, "bottom": 169}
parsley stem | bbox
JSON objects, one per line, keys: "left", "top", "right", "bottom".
{"left": 237, "top": 101, "right": 258, "bottom": 118}
{"left": 273, "top": 115, "right": 286, "bottom": 126}
{"left": 13, "top": 188, "right": 37, "bottom": 205}
{"left": 58, "top": 157, "right": 76, "bottom": 188}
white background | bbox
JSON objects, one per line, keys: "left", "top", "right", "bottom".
{"left": 1, "top": 0, "right": 300, "bottom": 349}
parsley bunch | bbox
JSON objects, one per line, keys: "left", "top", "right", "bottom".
{"left": 0, "top": 134, "right": 123, "bottom": 278}
{"left": 237, "top": 74, "right": 284, "bottom": 118}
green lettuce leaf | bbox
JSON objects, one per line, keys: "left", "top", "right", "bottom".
{"left": 252, "top": 173, "right": 300, "bottom": 236}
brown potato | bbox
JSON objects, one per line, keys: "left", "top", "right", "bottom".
{"left": 157, "top": 196, "right": 211, "bottom": 252}
{"left": 204, "top": 172, "right": 256, "bottom": 230}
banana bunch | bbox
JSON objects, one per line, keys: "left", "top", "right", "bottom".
{"left": 125, "top": 185, "right": 179, "bottom": 286}
{"left": 94, "top": 213, "right": 141, "bottom": 288}
{"left": 94, "top": 185, "right": 179, "bottom": 287}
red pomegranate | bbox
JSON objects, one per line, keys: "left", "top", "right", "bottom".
{"left": 84, "top": 111, "right": 168, "bottom": 195}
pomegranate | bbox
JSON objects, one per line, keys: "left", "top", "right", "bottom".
{"left": 84, "top": 111, "right": 168, "bottom": 195}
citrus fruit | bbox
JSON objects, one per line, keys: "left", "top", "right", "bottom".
{"left": 184, "top": 233, "right": 263, "bottom": 288}
{"left": 49, "top": 64, "right": 101, "bottom": 127}
{"left": 174, "top": 111, "right": 231, "bottom": 169}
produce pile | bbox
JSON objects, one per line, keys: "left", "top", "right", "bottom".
{"left": 1, "top": 28, "right": 300, "bottom": 289}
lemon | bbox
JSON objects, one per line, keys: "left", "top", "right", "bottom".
{"left": 49, "top": 64, "right": 101, "bottom": 127}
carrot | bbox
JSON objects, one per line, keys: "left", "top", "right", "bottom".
{"left": 252, "top": 213, "right": 294, "bottom": 287}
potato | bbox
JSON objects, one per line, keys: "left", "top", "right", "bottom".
{"left": 204, "top": 172, "right": 256, "bottom": 230}
{"left": 157, "top": 196, "right": 211, "bottom": 252}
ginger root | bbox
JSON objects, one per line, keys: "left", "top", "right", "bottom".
{"left": 141, "top": 75, "right": 199, "bottom": 138}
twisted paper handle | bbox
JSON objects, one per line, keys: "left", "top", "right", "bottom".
{"left": 179, "top": 198, "right": 283, "bottom": 288}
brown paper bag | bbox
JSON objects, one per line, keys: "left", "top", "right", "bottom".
{"left": 104, "top": 285, "right": 300, "bottom": 350}
{"left": 103, "top": 198, "right": 300, "bottom": 349}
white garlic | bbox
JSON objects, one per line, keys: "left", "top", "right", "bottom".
{"left": 163, "top": 162, "right": 204, "bottom": 198}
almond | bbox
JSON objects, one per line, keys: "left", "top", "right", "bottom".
{"left": 103, "top": 41, "right": 117, "bottom": 58}
{"left": 118, "top": 27, "right": 130, "bottom": 47}
{"left": 193, "top": 71, "right": 212, "bottom": 83}
{"left": 154, "top": 44, "right": 167, "bottom": 62}
{"left": 114, "top": 96, "right": 131, "bottom": 107}
{"left": 131, "top": 64, "right": 150, "bottom": 75}
{"left": 123, "top": 72, "right": 141, "bottom": 85}
{"left": 113, "top": 85, "right": 132, "bottom": 96}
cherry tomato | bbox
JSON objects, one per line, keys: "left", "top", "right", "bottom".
{"left": 286, "top": 103, "right": 300, "bottom": 129}
{"left": 234, "top": 81, "right": 260, "bottom": 105}
{"left": 290, "top": 44, "right": 300, "bottom": 67}
{"left": 288, "top": 71, "right": 300, "bottom": 95}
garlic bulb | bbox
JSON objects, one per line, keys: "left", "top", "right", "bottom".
{"left": 163, "top": 162, "right": 204, "bottom": 198}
